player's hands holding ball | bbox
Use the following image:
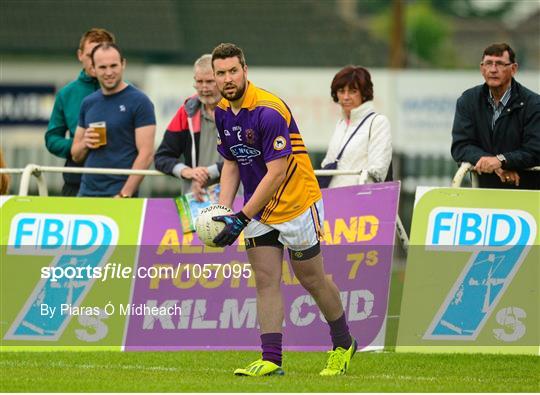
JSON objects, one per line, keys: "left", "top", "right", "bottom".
{"left": 195, "top": 204, "right": 251, "bottom": 247}
{"left": 212, "top": 210, "right": 251, "bottom": 247}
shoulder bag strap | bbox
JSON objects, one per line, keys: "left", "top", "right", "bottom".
{"left": 335, "top": 112, "right": 375, "bottom": 162}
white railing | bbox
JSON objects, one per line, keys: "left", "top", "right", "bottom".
{"left": 1, "top": 164, "right": 409, "bottom": 251}
{"left": 0, "top": 165, "right": 166, "bottom": 196}
{"left": 451, "top": 162, "right": 540, "bottom": 188}
{"left": 2, "top": 164, "right": 367, "bottom": 197}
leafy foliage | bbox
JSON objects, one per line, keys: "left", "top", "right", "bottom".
{"left": 367, "top": 0, "right": 518, "bottom": 67}
{"left": 370, "top": 0, "right": 454, "bottom": 67}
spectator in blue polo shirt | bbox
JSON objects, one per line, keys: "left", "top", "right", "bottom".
{"left": 71, "top": 43, "right": 156, "bottom": 197}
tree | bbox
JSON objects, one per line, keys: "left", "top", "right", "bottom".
{"left": 368, "top": 0, "right": 517, "bottom": 68}
{"left": 370, "top": 0, "right": 454, "bottom": 67}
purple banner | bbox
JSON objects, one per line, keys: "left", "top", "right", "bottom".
{"left": 124, "top": 182, "right": 400, "bottom": 351}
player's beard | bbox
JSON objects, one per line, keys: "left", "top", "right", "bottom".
{"left": 221, "top": 76, "right": 246, "bottom": 101}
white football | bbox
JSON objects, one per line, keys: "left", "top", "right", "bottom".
{"left": 195, "top": 204, "right": 234, "bottom": 247}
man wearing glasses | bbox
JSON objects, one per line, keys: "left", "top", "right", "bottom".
{"left": 451, "top": 43, "right": 540, "bottom": 189}
{"left": 155, "top": 54, "right": 223, "bottom": 199}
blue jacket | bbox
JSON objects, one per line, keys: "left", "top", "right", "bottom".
{"left": 451, "top": 79, "right": 540, "bottom": 189}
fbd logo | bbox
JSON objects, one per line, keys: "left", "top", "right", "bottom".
{"left": 5, "top": 214, "right": 119, "bottom": 341}
{"left": 8, "top": 213, "right": 117, "bottom": 255}
{"left": 423, "top": 208, "right": 536, "bottom": 341}
{"left": 426, "top": 208, "right": 533, "bottom": 250}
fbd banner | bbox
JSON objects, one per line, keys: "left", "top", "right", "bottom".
{"left": 0, "top": 196, "right": 143, "bottom": 350}
{"left": 0, "top": 182, "right": 399, "bottom": 351}
{"left": 396, "top": 187, "right": 539, "bottom": 355}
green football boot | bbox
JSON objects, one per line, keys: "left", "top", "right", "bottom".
{"left": 319, "top": 338, "right": 358, "bottom": 376}
{"left": 234, "top": 359, "right": 285, "bottom": 377}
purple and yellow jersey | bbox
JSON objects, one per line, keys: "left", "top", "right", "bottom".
{"left": 215, "top": 82, "right": 322, "bottom": 224}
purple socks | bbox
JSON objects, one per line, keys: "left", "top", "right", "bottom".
{"left": 328, "top": 312, "right": 352, "bottom": 350}
{"left": 260, "top": 315, "right": 350, "bottom": 365}
{"left": 261, "top": 332, "right": 282, "bottom": 366}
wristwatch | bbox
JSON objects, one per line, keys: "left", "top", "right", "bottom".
{"left": 496, "top": 154, "right": 507, "bottom": 167}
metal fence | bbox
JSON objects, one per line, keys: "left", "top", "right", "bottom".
{"left": 0, "top": 164, "right": 410, "bottom": 251}
{"left": 2, "top": 161, "right": 538, "bottom": 251}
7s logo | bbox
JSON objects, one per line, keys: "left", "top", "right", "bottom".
{"left": 5, "top": 214, "right": 118, "bottom": 341}
{"left": 424, "top": 208, "right": 536, "bottom": 341}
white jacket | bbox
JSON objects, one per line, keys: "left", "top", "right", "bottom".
{"left": 321, "top": 101, "right": 392, "bottom": 187}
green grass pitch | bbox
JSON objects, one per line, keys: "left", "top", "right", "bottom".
{"left": 0, "top": 351, "right": 537, "bottom": 392}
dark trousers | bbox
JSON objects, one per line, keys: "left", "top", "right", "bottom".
{"left": 61, "top": 183, "right": 80, "bottom": 196}
{"left": 478, "top": 171, "right": 540, "bottom": 190}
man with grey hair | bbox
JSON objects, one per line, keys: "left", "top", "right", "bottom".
{"left": 451, "top": 42, "right": 540, "bottom": 189}
{"left": 155, "top": 54, "right": 223, "bottom": 198}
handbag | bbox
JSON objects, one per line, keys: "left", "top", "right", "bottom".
{"left": 317, "top": 112, "right": 375, "bottom": 189}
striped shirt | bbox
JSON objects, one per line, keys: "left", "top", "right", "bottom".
{"left": 488, "top": 86, "right": 511, "bottom": 129}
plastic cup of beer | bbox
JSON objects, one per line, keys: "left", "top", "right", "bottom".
{"left": 89, "top": 121, "right": 107, "bottom": 147}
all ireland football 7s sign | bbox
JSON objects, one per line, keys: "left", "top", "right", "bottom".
{"left": 0, "top": 182, "right": 399, "bottom": 351}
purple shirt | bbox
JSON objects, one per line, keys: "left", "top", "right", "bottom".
{"left": 215, "top": 83, "right": 300, "bottom": 219}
